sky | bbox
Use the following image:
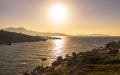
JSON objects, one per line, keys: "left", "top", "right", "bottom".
{"left": 0, "top": 0, "right": 120, "bottom": 36}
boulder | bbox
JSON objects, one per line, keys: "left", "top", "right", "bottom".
{"left": 52, "top": 56, "right": 63, "bottom": 66}
{"left": 106, "top": 41, "right": 118, "bottom": 50}
{"left": 108, "top": 49, "right": 119, "bottom": 56}
{"left": 72, "top": 52, "right": 77, "bottom": 57}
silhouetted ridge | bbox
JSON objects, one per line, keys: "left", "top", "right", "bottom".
{"left": 0, "top": 30, "right": 47, "bottom": 44}
{"left": 3, "top": 27, "right": 67, "bottom": 36}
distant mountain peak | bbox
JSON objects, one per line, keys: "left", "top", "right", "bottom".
{"left": 73, "top": 33, "right": 110, "bottom": 37}
{"left": 16, "top": 27, "right": 26, "bottom": 30}
{"left": 90, "top": 34, "right": 110, "bottom": 36}
{"left": 5, "top": 27, "right": 26, "bottom": 30}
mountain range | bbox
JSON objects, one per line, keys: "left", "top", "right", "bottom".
{"left": 73, "top": 34, "right": 110, "bottom": 37}
{"left": 2, "top": 27, "right": 110, "bottom": 37}
{"left": 3, "top": 27, "right": 67, "bottom": 36}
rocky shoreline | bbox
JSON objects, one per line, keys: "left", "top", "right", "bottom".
{"left": 22, "top": 41, "right": 120, "bottom": 75}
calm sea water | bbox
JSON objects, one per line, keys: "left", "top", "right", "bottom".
{"left": 0, "top": 36, "right": 120, "bottom": 75}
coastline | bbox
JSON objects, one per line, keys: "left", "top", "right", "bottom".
{"left": 0, "top": 30, "right": 48, "bottom": 45}
{"left": 22, "top": 41, "right": 120, "bottom": 75}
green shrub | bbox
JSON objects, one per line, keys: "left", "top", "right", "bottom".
{"left": 75, "top": 71, "right": 86, "bottom": 75}
{"left": 103, "top": 58, "right": 120, "bottom": 64}
{"left": 88, "top": 71, "right": 120, "bottom": 75}
{"left": 45, "top": 70, "right": 68, "bottom": 75}
{"left": 83, "top": 54, "right": 105, "bottom": 64}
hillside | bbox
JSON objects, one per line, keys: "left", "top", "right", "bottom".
{"left": 3, "top": 27, "right": 67, "bottom": 36}
{"left": 23, "top": 41, "right": 120, "bottom": 75}
{"left": 0, "top": 30, "right": 46, "bottom": 44}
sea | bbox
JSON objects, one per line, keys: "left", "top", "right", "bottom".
{"left": 0, "top": 36, "right": 120, "bottom": 75}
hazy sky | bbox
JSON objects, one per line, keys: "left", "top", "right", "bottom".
{"left": 0, "top": 0, "right": 120, "bottom": 36}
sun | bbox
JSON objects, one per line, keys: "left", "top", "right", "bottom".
{"left": 49, "top": 3, "right": 68, "bottom": 23}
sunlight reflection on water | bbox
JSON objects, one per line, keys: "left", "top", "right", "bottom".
{"left": 52, "top": 39, "right": 65, "bottom": 57}
{"left": 53, "top": 36, "right": 65, "bottom": 57}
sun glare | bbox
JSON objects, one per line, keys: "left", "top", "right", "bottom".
{"left": 49, "top": 3, "right": 68, "bottom": 23}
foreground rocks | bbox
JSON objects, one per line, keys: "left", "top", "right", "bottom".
{"left": 22, "top": 41, "right": 120, "bottom": 75}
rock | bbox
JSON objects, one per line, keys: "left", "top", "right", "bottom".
{"left": 31, "top": 70, "right": 39, "bottom": 75}
{"left": 57, "top": 56, "right": 63, "bottom": 61}
{"left": 52, "top": 61, "right": 58, "bottom": 66}
{"left": 44, "top": 66, "right": 55, "bottom": 72}
{"left": 91, "top": 48, "right": 99, "bottom": 54}
{"left": 118, "top": 41, "right": 120, "bottom": 47}
{"left": 108, "top": 49, "right": 119, "bottom": 56}
{"left": 66, "top": 59, "right": 76, "bottom": 67}
{"left": 23, "top": 71, "right": 30, "bottom": 75}
{"left": 52, "top": 56, "right": 63, "bottom": 66}
{"left": 106, "top": 41, "right": 118, "bottom": 50}
{"left": 65, "top": 54, "right": 69, "bottom": 58}
{"left": 54, "top": 65, "right": 62, "bottom": 71}
{"left": 33, "top": 65, "right": 44, "bottom": 74}
{"left": 72, "top": 52, "right": 77, "bottom": 57}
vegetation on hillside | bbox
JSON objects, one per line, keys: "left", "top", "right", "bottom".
{"left": 22, "top": 41, "right": 120, "bottom": 75}
{"left": 0, "top": 30, "right": 47, "bottom": 44}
